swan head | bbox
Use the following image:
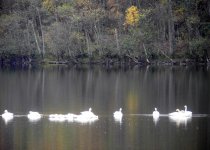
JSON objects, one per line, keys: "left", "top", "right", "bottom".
{"left": 4, "top": 110, "right": 8, "bottom": 113}
{"left": 89, "top": 108, "right": 92, "bottom": 112}
{"left": 176, "top": 109, "right": 180, "bottom": 112}
{"left": 154, "top": 108, "right": 157, "bottom": 111}
{"left": 119, "top": 108, "right": 122, "bottom": 111}
{"left": 184, "top": 105, "right": 187, "bottom": 111}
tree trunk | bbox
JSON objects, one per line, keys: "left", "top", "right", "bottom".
{"left": 37, "top": 8, "right": 45, "bottom": 58}
{"left": 114, "top": 28, "right": 120, "bottom": 54}
{"left": 143, "top": 43, "right": 150, "bottom": 63}
{"left": 85, "top": 30, "right": 91, "bottom": 56}
{"left": 208, "top": 0, "right": 210, "bottom": 15}
{"left": 30, "top": 20, "right": 41, "bottom": 54}
{"left": 94, "top": 23, "right": 101, "bottom": 55}
{"left": 26, "top": 22, "right": 31, "bottom": 57}
{"left": 168, "top": 0, "right": 175, "bottom": 55}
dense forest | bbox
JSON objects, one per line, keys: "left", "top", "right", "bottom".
{"left": 0, "top": 0, "right": 210, "bottom": 65}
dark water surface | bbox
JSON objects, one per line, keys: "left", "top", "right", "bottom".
{"left": 0, "top": 65, "right": 210, "bottom": 150}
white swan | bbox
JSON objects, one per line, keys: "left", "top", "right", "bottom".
{"left": 80, "top": 108, "right": 98, "bottom": 118}
{"left": 74, "top": 114, "right": 98, "bottom": 123}
{"left": 183, "top": 105, "right": 192, "bottom": 117}
{"left": 80, "top": 108, "right": 93, "bottom": 116}
{"left": 2, "top": 110, "right": 14, "bottom": 121}
{"left": 74, "top": 108, "right": 98, "bottom": 123}
{"left": 49, "top": 113, "right": 78, "bottom": 122}
{"left": 113, "top": 108, "right": 123, "bottom": 119}
{"left": 152, "top": 108, "right": 160, "bottom": 118}
{"left": 49, "top": 114, "right": 66, "bottom": 122}
{"left": 169, "top": 105, "right": 192, "bottom": 118}
{"left": 113, "top": 108, "right": 123, "bottom": 124}
{"left": 27, "top": 111, "right": 42, "bottom": 120}
{"left": 169, "top": 109, "right": 180, "bottom": 117}
{"left": 66, "top": 113, "right": 78, "bottom": 122}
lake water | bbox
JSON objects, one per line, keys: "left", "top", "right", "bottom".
{"left": 0, "top": 65, "right": 210, "bottom": 150}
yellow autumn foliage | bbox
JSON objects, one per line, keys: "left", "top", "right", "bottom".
{"left": 125, "top": 6, "right": 140, "bottom": 26}
{"left": 42, "top": 0, "right": 55, "bottom": 12}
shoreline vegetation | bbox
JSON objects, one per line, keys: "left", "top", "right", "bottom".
{"left": 0, "top": 0, "right": 210, "bottom": 67}
{"left": 0, "top": 53, "right": 210, "bottom": 67}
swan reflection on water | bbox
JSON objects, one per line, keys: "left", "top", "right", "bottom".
{"left": 114, "top": 116, "right": 122, "bottom": 124}
{"left": 153, "top": 117, "right": 159, "bottom": 125}
{"left": 169, "top": 116, "right": 192, "bottom": 127}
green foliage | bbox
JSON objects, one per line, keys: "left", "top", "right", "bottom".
{"left": 189, "top": 38, "right": 210, "bottom": 58}
{"left": 174, "top": 7, "right": 186, "bottom": 22}
{"left": 0, "top": 14, "right": 29, "bottom": 55}
{"left": 186, "top": 15, "right": 200, "bottom": 25}
{"left": 0, "top": 0, "right": 210, "bottom": 63}
{"left": 160, "top": 0, "right": 168, "bottom": 5}
{"left": 57, "top": 3, "right": 73, "bottom": 16}
{"left": 121, "top": 29, "right": 143, "bottom": 55}
{"left": 42, "top": 0, "right": 55, "bottom": 12}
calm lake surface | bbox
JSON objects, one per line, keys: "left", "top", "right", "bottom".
{"left": 0, "top": 65, "right": 210, "bottom": 150}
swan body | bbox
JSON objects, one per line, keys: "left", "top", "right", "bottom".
{"left": 49, "top": 113, "right": 78, "bottom": 122}
{"left": 152, "top": 108, "right": 160, "bottom": 118}
{"left": 75, "top": 108, "right": 98, "bottom": 123}
{"left": 169, "top": 106, "right": 192, "bottom": 118}
{"left": 169, "top": 109, "right": 180, "bottom": 117}
{"left": 113, "top": 108, "right": 123, "bottom": 119}
{"left": 48, "top": 108, "right": 98, "bottom": 123}
{"left": 66, "top": 113, "right": 78, "bottom": 121}
{"left": 2, "top": 110, "right": 14, "bottom": 121}
{"left": 80, "top": 108, "right": 94, "bottom": 116}
{"left": 80, "top": 108, "right": 98, "bottom": 118}
{"left": 49, "top": 114, "right": 59, "bottom": 118}
{"left": 49, "top": 114, "right": 66, "bottom": 122}
{"left": 27, "top": 111, "right": 41, "bottom": 120}
{"left": 183, "top": 105, "right": 192, "bottom": 117}
{"left": 74, "top": 114, "right": 98, "bottom": 123}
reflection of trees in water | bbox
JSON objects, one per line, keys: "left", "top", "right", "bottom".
{"left": 0, "top": 66, "right": 209, "bottom": 150}
{"left": 0, "top": 66, "right": 209, "bottom": 114}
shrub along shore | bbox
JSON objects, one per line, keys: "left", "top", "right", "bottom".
{"left": 0, "top": 53, "right": 209, "bottom": 67}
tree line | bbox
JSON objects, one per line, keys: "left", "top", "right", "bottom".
{"left": 0, "top": 0, "right": 210, "bottom": 65}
